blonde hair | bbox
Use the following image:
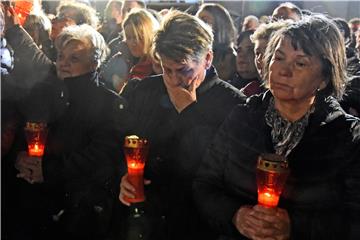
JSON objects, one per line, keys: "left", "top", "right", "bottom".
{"left": 151, "top": 10, "right": 213, "bottom": 63}
{"left": 250, "top": 20, "right": 292, "bottom": 43}
{"left": 122, "top": 8, "right": 159, "bottom": 56}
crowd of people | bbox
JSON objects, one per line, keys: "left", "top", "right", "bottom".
{"left": 1, "top": 1, "right": 360, "bottom": 240}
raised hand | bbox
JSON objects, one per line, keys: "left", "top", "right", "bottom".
{"left": 163, "top": 72, "right": 200, "bottom": 113}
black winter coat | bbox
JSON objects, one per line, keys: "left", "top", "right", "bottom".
{"left": 5, "top": 24, "right": 128, "bottom": 239}
{"left": 122, "top": 67, "right": 246, "bottom": 240}
{"left": 194, "top": 91, "right": 360, "bottom": 240}
{"left": 23, "top": 72, "right": 127, "bottom": 239}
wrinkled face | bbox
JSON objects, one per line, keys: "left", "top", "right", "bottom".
{"left": 160, "top": 52, "right": 212, "bottom": 89}
{"left": 254, "top": 39, "right": 267, "bottom": 79}
{"left": 197, "top": 10, "right": 215, "bottom": 28}
{"left": 272, "top": 7, "right": 300, "bottom": 22}
{"left": 56, "top": 40, "right": 96, "bottom": 80}
{"left": 125, "top": 25, "right": 145, "bottom": 58}
{"left": 269, "top": 37, "right": 325, "bottom": 103}
{"left": 236, "top": 37, "right": 258, "bottom": 79}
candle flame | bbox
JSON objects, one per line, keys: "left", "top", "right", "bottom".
{"left": 265, "top": 192, "right": 272, "bottom": 197}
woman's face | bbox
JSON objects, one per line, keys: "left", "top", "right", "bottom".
{"left": 254, "top": 39, "right": 267, "bottom": 79}
{"left": 197, "top": 10, "right": 215, "bottom": 28}
{"left": 268, "top": 37, "right": 325, "bottom": 103}
{"left": 125, "top": 25, "right": 145, "bottom": 58}
{"left": 56, "top": 40, "right": 96, "bottom": 80}
{"left": 160, "top": 51, "right": 212, "bottom": 89}
{"left": 236, "top": 37, "right": 258, "bottom": 79}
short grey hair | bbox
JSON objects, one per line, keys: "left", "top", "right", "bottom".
{"left": 55, "top": 24, "right": 109, "bottom": 67}
{"left": 263, "top": 14, "right": 347, "bottom": 99}
{"left": 151, "top": 10, "right": 213, "bottom": 63}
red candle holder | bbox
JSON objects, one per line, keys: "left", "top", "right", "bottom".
{"left": 256, "top": 153, "right": 289, "bottom": 208}
{"left": 124, "top": 135, "right": 149, "bottom": 203}
{"left": 13, "top": 0, "right": 34, "bottom": 26}
{"left": 24, "top": 122, "right": 48, "bottom": 157}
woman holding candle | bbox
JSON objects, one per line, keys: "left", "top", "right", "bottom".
{"left": 4, "top": 7, "right": 127, "bottom": 239}
{"left": 193, "top": 15, "right": 360, "bottom": 239}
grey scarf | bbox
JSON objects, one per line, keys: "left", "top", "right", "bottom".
{"left": 265, "top": 97, "right": 314, "bottom": 157}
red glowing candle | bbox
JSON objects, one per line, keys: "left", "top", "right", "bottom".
{"left": 124, "top": 135, "right": 149, "bottom": 203}
{"left": 24, "top": 122, "right": 48, "bottom": 158}
{"left": 256, "top": 154, "right": 289, "bottom": 208}
{"left": 13, "top": 0, "right": 34, "bottom": 26}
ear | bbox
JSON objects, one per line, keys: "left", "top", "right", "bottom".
{"left": 204, "top": 50, "right": 213, "bottom": 70}
{"left": 318, "top": 80, "right": 327, "bottom": 91}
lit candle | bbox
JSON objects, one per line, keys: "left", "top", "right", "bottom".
{"left": 123, "top": 135, "right": 149, "bottom": 203}
{"left": 28, "top": 142, "right": 45, "bottom": 157}
{"left": 13, "top": 1, "right": 34, "bottom": 26}
{"left": 24, "top": 122, "right": 48, "bottom": 158}
{"left": 256, "top": 154, "right": 289, "bottom": 208}
{"left": 258, "top": 189, "right": 280, "bottom": 208}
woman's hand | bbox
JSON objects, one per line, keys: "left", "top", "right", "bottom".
{"left": 1, "top": 2, "right": 19, "bottom": 32}
{"left": 119, "top": 173, "right": 151, "bottom": 206}
{"left": 15, "top": 151, "right": 43, "bottom": 184}
{"left": 233, "top": 205, "right": 290, "bottom": 240}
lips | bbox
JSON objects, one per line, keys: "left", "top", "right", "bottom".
{"left": 271, "top": 81, "right": 292, "bottom": 91}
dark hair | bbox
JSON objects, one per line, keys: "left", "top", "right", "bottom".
{"left": 263, "top": 14, "right": 347, "bottom": 99}
{"left": 196, "top": 3, "right": 236, "bottom": 48}
{"left": 277, "top": 2, "right": 302, "bottom": 18}
{"left": 333, "top": 18, "right": 351, "bottom": 43}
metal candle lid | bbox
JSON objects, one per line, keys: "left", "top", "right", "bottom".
{"left": 124, "top": 135, "right": 148, "bottom": 148}
{"left": 24, "top": 122, "right": 47, "bottom": 131}
{"left": 257, "top": 153, "right": 288, "bottom": 173}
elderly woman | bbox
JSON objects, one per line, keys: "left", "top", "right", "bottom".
{"left": 196, "top": 3, "right": 237, "bottom": 81}
{"left": 194, "top": 15, "right": 360, "bottom": 240}
{"left": 5, "top": 8, "right": 126, "bottom": 239}
{"left": 118, "top": 10, "right": 245, "bottom": 240}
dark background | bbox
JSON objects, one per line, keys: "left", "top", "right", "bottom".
{"left": 42, "top": 1, "right": 360, "bottom": 21}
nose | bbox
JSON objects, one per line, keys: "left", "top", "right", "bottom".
{"left": 279, "top": 63, "right": 293, "bottom": 77}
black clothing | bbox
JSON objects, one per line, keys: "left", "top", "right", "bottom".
{"left": 24, "top": 72, "right": 127, "bottom": 239}
{"left": 194, "top": 91, "right": 360, "bottom": 239}
{"left": 121, "top": 67, "right": 246, "bottom": 240}
{"left": 227, "top": 72, "right": 260, "bottom": 91}
{"left": 4, "top": 24, "right": 128, "bottom": 239}
{"left": 341, "top": 75, "right": 360, "bottom": 116}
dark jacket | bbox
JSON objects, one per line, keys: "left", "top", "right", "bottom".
{"left": 193, "top": 91, "right": 360, "bottom": 240}
{"left": 6, "top": 24, "right": 128, "bottom": 239}
{"left": 23, "top": 71, "right": 127, "bottom": 239}
{"left": 122, "top": 67, "right": 246, "bottom": 240}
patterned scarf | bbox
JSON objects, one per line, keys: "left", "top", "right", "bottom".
{"left": 265, "top": 97, "right": 314, "bottom": 157}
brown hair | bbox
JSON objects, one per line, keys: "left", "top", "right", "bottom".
{"left": 151, "top": 10, "right": 213, "bottom": 63}
{"left": 263, "top": 14, "right": 347, "bottom": 99}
